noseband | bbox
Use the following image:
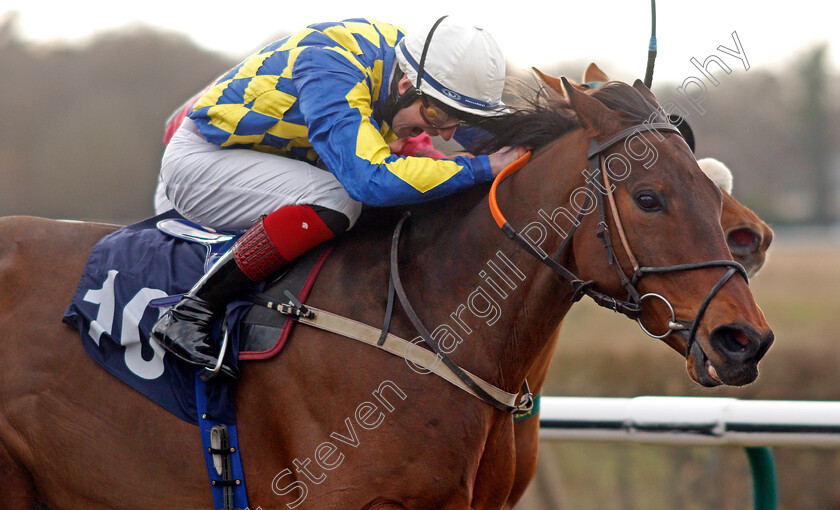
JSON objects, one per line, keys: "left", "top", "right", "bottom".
{"left": 489, "top": 121, "right": 748, "bottom": 357}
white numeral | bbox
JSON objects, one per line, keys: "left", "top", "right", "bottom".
{"left": 82, "top": 271, "right": 169, "bottom": 380}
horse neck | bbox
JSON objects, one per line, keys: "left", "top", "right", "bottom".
{"left": 404, "top": 130, "right": 589, "bottom": 391}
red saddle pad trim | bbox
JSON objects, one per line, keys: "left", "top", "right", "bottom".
{"left": 238, "top": 245, "right": 334, "bottom": 361}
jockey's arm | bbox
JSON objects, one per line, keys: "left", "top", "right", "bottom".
{"left": 390, "top": 133, "right": 446, "bottom": 160}
{"left": 453, "top": 126, "right": 526, "bottom": 177}
{"left": 293, "top": 47, "right": 496, "bottom": 207}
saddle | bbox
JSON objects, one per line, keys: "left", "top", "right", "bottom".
{"left": 154, "top": 214, "right": 333, "bottom": 360}
{"left": 63, "top": 211, "right": 333, "bottom": 424}
{"left": 237, "top": 244, "right": 332, "bottom": 359}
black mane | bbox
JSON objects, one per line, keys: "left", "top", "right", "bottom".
{"left": 589, "top": 81, "right": 669, "bottom": 125}
{"left": 468, "top": 80, "right": 667, "bottom": 155}
{"left": 467, "top": 85, "right": 577, "bottom": 155}
{"left": 355, "top": 82, "right": 672, "bottom": 245}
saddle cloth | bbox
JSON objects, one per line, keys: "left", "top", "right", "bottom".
{"left": 63, "top": 211, "right": 331, "bottom": 424}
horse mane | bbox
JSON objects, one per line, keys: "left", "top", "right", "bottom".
{"left": 588, "top": 81, "right": 669, "bottom": 125}
{"left": 468, "top": 80, "right": 668, "bottom": 155}
{"left": 353, "top": 79, "right": 675, "bottom": 235}
{"left": 467, "top": 80, "right": 578, "bottom": 155}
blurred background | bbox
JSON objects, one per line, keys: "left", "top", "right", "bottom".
{"left": 2, "top": 2, "right": 839, "bottom": 508}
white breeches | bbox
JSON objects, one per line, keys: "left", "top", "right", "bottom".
{"left": 154, "top": 119, "right": 362, "bottom": 232}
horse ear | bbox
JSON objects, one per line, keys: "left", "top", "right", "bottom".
{"left": 583, "top": 63, "right": 609, "bottom": 83}
{"left": 532, "top": 67, "right": 566, "bottom": 95}
{"left": 631, "top": 79, "right": 664, "bottom": 111}
{"left": 561, "top": 76, "right": 618, "bottom": 133}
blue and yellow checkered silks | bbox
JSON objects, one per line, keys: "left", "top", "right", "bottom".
{"left": 189, "top": 19, "right": 493, "bottom": 207}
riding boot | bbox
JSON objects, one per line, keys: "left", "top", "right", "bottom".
{"left": 151, "top": 249, "right": 251, "bottom": 379}
{"left": 151, "top": 205, "right": 341, "bottom": 379}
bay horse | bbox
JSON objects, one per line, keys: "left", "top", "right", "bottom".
{"left": 0, "top": 78, "right": 773, "bottom": 509}
{"left": 532, "top": 62, "right": 773, "bottom": 277}
{"left": 503, "top": 65, "right": 775, "bottom": 509}
{"left": 504, "top": 176, "right": 774, "bottom": 509}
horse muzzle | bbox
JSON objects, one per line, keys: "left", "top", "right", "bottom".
{"left": 683, "top": 324, "right": 774, "bottom": 387}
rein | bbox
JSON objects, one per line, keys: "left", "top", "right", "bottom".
{"left": 268, "top": 215, "right": 535, "bottom": 415}
{"left": 389, "top": 213, "right": 534, "bottom": 414}
{"left": 489, "top": 152, "right": 643, "bottom": 317}
{"left": 489, "top": 121, "right": 749, "bottom": 357}
{"left": 266, "top": 123, "right": 747, "bottom": 414}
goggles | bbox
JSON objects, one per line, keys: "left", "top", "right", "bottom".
{"left": 419, "top": 97, "right": 468, "bottom": 131}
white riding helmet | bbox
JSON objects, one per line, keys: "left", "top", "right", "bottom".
{"left": 394, "top": 16, "right": 507, "bottom": 117}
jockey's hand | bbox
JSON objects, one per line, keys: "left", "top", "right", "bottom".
{"left": 488, "top": 146, "right": 529, "bottom": 177}
{"left": 388, "top": 138, "right": 407, "bottom": 153}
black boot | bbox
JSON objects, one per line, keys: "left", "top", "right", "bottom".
{"left": 152, "top": 207, "right": 334, "bottom": 379}
{"left": 151, "top": 249, "right": 254, "bottom": 379}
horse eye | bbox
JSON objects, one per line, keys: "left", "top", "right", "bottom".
{"left": 635, "top": 191, "right": 662, "bottom": 211}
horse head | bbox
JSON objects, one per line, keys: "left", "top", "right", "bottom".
{"left": 722, "top": 196, "right": 773, "bottom": 278}
{"left": 530, "top": 64, "right": 774, "bottom": 278}
{"left": 697, "top": 157, "right": 773, "bottom": 278}
{"left": 555, "top": 78, "right": 773, "bottom": 387}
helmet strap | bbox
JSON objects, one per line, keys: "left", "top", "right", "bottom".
{"left": 414, "top": 15, "right": 449, "bottom": 94}
{"left": 395, "top": 85, "right": 421, "bottom": 110}
{"left": 385, "top": 15, "right": 449, "bottom": 128}
{"left": 384, "top": 69, "right": 416, "bottom": 127}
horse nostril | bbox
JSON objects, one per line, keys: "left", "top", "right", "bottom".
{"left": 732, "top": 330, "right": 749, "bottom": 346}
{"left": 727, "top": 228, "right": 760, "bottom": 253}
{"left": 755, "top": 330, "right": 775, "bottom": 361}
{"left": 710, "top": 325, "right": 760, "bottom": 360}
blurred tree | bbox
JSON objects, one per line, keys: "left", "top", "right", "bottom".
{"left": 0, "top": 11, "right": 21, "bottom": 47}
{"left": 1, "top": 25, "right": 837, "bottom": 226}
{"left": 800, "top": 44, "right": 834, "bottom": 224}
{"left": 0, "top": 23, "right": 236, "bottom": 223}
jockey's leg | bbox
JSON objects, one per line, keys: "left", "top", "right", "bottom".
{"left": 150, "top": 204, "right": 342, "bottom": 378}
{"left": 153, "top": 173, "right": 174, "bottom": 215}
{"left": 150, "top": 118, "right": 361, "bottom": 378}
{"left": 156, "top": 118, "right": 362, "bottom": 231}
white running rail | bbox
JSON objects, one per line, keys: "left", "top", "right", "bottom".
{"left": 539, "top": 396, "right": 840, "bottom": 447}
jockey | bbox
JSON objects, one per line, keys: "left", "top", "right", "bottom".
{"left": 151, "top": 16, "right": 526, "bottom": 378}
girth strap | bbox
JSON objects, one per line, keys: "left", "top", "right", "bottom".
{"left": 195, "top": 374, "right": 249, "bottom": 510}
{"left": 289, "top": 303, "right": 525, "bottom": 410}
{"left": 390, "top": 213, "right": 533, "bottom": 414}
{"left": 254, "top": 214, "right": 533, "bottom": 415}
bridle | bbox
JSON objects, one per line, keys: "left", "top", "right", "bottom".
{"left": 382, "top": 119, "right": 746, "bottom": 416}
{"left": 383, "top": 4, "right": 742, "bottom": 414}
{"left": 489, "top": 121, "right": 749, "bottom": 357}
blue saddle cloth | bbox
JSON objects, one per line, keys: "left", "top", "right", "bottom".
{"left": 63, "top": 211, "right": 241, "bottom": 425}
